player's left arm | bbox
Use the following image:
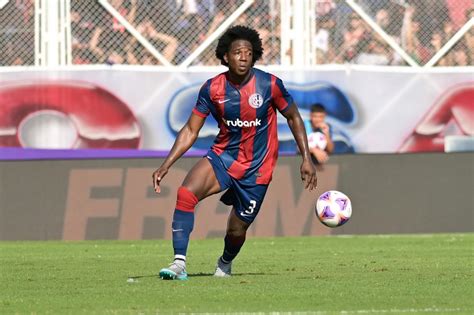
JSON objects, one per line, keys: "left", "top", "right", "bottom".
{"left": 282, "top": 104, "right": 318, "bottom": 190}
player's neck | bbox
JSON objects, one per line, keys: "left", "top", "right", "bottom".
{"left": 226, "top": 69, "right": 253, "bottom": 87}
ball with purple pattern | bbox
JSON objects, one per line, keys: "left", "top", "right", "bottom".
{"left": 315, "top": 190, "right": 352, "bottom": 228}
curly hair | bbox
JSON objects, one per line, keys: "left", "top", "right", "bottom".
{"left": 215, "top": 25, "right": 263, "bottom": 66}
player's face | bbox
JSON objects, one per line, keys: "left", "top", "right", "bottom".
{"left": 310, "top": 112, "right": 326, "bottom": 128}
{"left": 225, "top": 40, "right": 253, "bottom": 77}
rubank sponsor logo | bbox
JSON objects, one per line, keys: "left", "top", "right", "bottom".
{"left": 226, "top": 118, "right": 262, "bottom": 128}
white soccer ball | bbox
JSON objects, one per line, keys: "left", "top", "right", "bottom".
{"left": 316, "top": 190, "right": 352, "bottom": 228}
{"left": 308, "top": 131, "right": 327, "bottom": 150}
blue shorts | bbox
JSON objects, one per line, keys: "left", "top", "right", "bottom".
{"left": 206, "top": 150, "right": 268, "bottom": 224}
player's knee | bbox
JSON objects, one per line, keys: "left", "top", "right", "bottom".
{"left": 176, "top": 186, "right": 199, "bottom": 212}
{"left": 226, "top": 227, "right": 247, "bottom": 239}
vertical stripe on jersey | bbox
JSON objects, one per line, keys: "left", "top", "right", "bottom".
{"left": 222, "top": 80, "right": 242, "bottom": 162}
{"left": 257, "top": 76, "right": 281, "bottom": 184}
{"left": 210, "top": 75, "right": 229, "bottom": 155}
{"left": 245, "top": 71, "right": 271, "bottom": 182}
{"left": 227, "top": 75, "right": 257, "bottom": 179}
{"left": 271, "top": 75, "right": 290, "bottom": 112}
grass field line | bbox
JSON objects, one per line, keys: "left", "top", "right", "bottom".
{"left": 185, "top": 308, "right": 468, "bottom": 315}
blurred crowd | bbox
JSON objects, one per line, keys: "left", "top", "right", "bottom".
{"left": 0, "top": 0, "right": 35, "bottom": 66}
{"left": 69, "top": 0, "right": 280, "bottom": 65}
{"left": 314, "top": 0, "right": 473, "bottom": 65}
{"left": 0, "top": 0, "right": 472, "bottom": 66}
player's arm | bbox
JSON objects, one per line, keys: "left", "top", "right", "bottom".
{"left": 152, "top": 112, "right": 206, "bottom": 193}
{"left": 281, "top": 104, "right": 317, "bottom": 190}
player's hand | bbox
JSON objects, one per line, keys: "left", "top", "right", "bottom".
{"left": 152, "top": 167, "right": 168, "bottom": 193}
{"left": 300, "top": 159, "right": 317, "bottom": 191}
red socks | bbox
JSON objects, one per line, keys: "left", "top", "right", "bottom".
{"left": 176, "top": 186, "right": 198, "bottom": 212}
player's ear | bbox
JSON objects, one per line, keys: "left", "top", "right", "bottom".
{"left": 223, "top": 53, "right": 229, "bottom": 64}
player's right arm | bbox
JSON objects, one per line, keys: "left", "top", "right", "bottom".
{"left": 152, "top": 112, "right": 206, "bottom": 193}
{"left": 153, "top": 81, "right": 212, "bottom": 193}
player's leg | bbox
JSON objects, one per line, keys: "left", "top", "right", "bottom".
{"left": 160, "top": 158, "right": 222, "bottom": 280}
{"left": 171, "top": 157, "right": 221, "bottom": 258}
{"left": 215, "top": 184, "right": 268, "bottom": 277}
{"left": 215, "top": 208, "right": 250, "bottom": 277}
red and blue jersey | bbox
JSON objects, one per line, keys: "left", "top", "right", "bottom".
{"left": 192, "top": 68, "right": 293, "bottom": 185}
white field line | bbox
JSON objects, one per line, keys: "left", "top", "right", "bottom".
{"left": 328, "top": 233, "right": 471, "bottom": 239}
{"left": 185, "top": 308, "right": 468, "bottom": 315}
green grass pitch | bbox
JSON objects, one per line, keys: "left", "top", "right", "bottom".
{"left": 0, "top": 234, "right": 472, "bottom": 314}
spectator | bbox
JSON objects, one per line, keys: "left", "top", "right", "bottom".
{"left": 443, "top": 21, "right": 455, "bottom": 42}
{"left": 71, "top": 9, "right": 102, "bottom": 64}
{"left": 403, "top": 5, "right": 431, "bottom": 64}
{"left": 133, "top": 18, "right": 178, "bottom": 63}
{"left": 315, "top": 13, "right": 337, "bottom": 64}
{"left": 95, "top": 0, "right": 137, "bottom": 62}
{"left": 305, "top": 104, "right": 334, "bottom": 165}
{"left": 355, "top": 36, "right": 391, "bottom": 65}
{"left": 315, "top": 0, "right": 336, "bottom": 17}
{"left": 337, "top": 13, "right": 371, "bottom": 63}
{"left": 357, "top": 0, "right": 390, "bottom": 16}
{"left": 464, "top": 9, "right": 474, "bottom": 64}
{"left": 407, "top": 0, "right": 450, "bottom": 48}
{"left": 173, "top": 13, "right": 205, "bottom": 64}
{"left": 375, "top": 8, "right": 390, "bottom": 32}
{"left": 375, "top": 4, "right": 405, "bottom": 38}
{"left": 176, "top": 0, "right": 199, "bottom": 16}
{"left": 428, "top": 29, "right": 448, "bottom": 66}
{"left": 190, "top": 10, "right": 225, "bottom": 65}
{"left": 446, "top": 40, "right": 471, "bottom": 66}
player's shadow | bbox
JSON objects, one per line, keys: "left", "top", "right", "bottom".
{"left": 127, "top": 272, "right": 271, "bottom": 279}
{"left": 189, "top": 272, "right": 271, "bottom": 277}
{"left": 127, "top": 274, "right": 156, "bottom": 279}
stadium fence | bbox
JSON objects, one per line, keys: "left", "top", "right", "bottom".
{"left": 1, "top": 0, "right": 472, "bottom": 67}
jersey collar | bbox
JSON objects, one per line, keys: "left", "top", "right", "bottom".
{"left": 225, "top": 68, "right": 254, "bottom": 89}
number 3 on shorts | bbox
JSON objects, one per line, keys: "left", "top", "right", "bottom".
{"left": 244, "top": 200, "right": 257, "bottom": 215}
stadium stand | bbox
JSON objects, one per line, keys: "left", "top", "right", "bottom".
{"left": 1, "top": 0, "right": 472, "bottom": 67}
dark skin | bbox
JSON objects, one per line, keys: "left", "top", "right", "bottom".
{"left": 152, "top": 39, "right": 317, "bottom": 237}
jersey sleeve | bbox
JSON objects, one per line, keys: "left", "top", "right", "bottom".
{"left": 192, "top": 81, "right": 211, "bottom": 118}
{"left": 271, "top": 76, "right": 294, "bottom": 113}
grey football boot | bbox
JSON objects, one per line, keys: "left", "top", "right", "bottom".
{"left": 214, "top": 257, "right": 232, "bottom": 277}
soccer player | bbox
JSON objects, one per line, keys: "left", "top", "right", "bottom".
{"left": 152, "top": 26, "right": 317, "bottom": 280}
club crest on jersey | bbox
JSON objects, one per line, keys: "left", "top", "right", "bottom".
{"left": 248, "top": 93, "right": 264, "bottom": 108}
